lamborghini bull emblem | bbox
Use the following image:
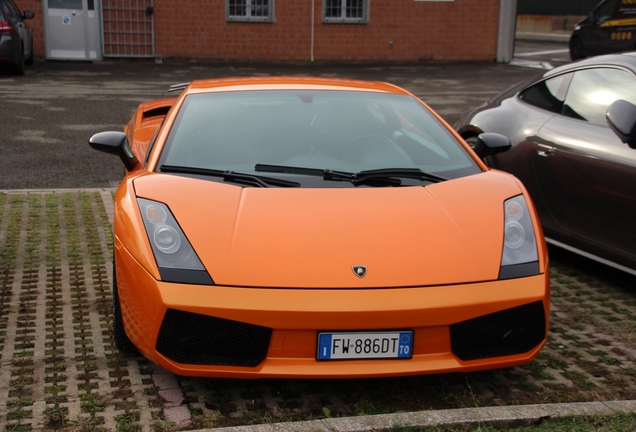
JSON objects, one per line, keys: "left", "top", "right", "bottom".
{"left": 352, "top": 265, "right": 367, "bottom": 278}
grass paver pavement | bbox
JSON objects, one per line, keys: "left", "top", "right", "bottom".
{"left": 0, "top": 190, "right": 635, "bottom": 431}
{"left": 0, "top": 191, "right": 161, "bottom": 431}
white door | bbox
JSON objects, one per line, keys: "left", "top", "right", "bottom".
{"left": 43, "top": 0, "right": 101, "bottom": 60}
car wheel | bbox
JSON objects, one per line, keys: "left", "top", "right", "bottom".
{"left": 25, "top": 39, "right": 34, "bottom": 66}
{"left": 10, "top": 45, "right": 25, "bottom": 76}
{"left": 464, "top": 135, "right": 478, "bottom": 150}
{"left": 569, "top": 38, "right": 585, "bottom": 61}
{"left": 112, "top": 262, "right": 136, "bottom": 353}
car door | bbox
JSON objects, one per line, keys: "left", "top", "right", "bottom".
{"left": 531, "top": 67, "right": 636, "bottom": 262}
{"left": 488, "top": 73, "right": 572, "bottom": 234}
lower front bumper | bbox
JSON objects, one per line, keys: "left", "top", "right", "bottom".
{"left": 115, "top": 245, "right": 550, "bottom": 379}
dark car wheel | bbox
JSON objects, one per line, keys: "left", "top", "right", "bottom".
{"left": 112, "top": 262, "right": 136, "bottom": 353}
{"left": 25, "top": 40, "right": 34, "bottom": 66}
{"left": 569, "top": 37, "right": 586, "bottom": 61}
{"left": 464, "top": 135, "right": 478, "bottom": 150}
{"left": 10, "top": 45, "right": 25, "bottom": 76}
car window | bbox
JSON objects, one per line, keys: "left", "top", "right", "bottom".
{"left": 519, "top": 74, "right": 571, "bottom": 114}
{"left": 158, "top": 90, "right": 480, "bottom": 181}
{"left": 1, "top": 0, "right": 16, "bottom": 18}
{"left": 594, "top": 0, "right": 619, "bottom": 23}
{"left": 5, "top": 0, "right": 22, "bottom": 18}
{"left": 562, "top": 68, "right": 636, "bottom": 126}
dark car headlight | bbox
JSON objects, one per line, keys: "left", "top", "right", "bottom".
{"left": 138, "top": 198, "right": 214, "bottom": 285}
{"left": 499, "top": 195, "right": 540, "bottom": 280}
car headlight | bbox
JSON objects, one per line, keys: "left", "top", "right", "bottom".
{"left": 138, "top": 198, "right": 214, "bottom": 285}
{"left": 499, "top": 195, "right": 540, "bottom": 279}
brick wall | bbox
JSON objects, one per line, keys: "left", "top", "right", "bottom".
{"left": 16, "top": 0, "right": 500, "bottom": 63}
{"left": 154, "top": 0, "right": 500, "bottom": 63}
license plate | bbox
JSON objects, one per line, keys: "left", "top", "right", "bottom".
{"left": 317, "top": 331, "right": 413, "bottom": 360}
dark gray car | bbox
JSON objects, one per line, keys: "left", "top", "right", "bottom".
{"left": 0, "top": 0, "right": 34, "bottom": 75}
{"left": 454, "top": 53, "right": 636, "bottom": 276}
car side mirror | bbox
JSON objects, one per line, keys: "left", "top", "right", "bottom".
{"left": 89, "top": 131, "right": 139, "bottom": 171}
{"left": 23, "top": 10, "right": 34, "bottom": 19}
{"left": 607, "top": 99, "right": 636, "bottom": 149}
{"left": 471, "top": 133, "right": 512, "bottom": 159}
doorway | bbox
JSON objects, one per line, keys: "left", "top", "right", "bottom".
{"left": 43, "top": 0, "right": 101, "bottom": 60}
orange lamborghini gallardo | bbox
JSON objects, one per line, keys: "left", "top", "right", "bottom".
{"left": 89, "top": 77, "right": 549, "bottom": 379}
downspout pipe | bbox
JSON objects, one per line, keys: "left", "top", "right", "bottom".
{"left": 311, "top": 0, "right": 315, "bottom": 63}
{"left": 496, "top": 0, "right": 516, "bottom": 63}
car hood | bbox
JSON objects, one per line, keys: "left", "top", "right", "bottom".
{"left": 133, "top": 172, "right": 523, "bottom": 288}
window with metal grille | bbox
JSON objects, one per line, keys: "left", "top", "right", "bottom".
{"left": 323, "top": 0, "right": 368, "bottom": 23}
{"left": 227, "top": 0, "right": 273, "bottom": 22}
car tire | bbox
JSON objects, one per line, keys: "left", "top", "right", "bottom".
{"left": 464, "top": 135, "right": 478, "bottom": 150}
{"left": 25, "top": 39, "right": 34, "bottom": 66}
{"left": 569, "top": 38, "right": 586, "bottom": 61}
{"left": 112, "top": 262, "right": 136, "bottom": 353}
{"left": 10, "top": 45, "right": 25, "bottom": 76}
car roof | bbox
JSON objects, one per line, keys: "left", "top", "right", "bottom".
{"left": 544, "top": 52, "right": 636, "bottom": 79}
{"left": 183, "top": 76, "right": 411, "bottom": 96}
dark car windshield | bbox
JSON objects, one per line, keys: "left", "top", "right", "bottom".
{"left": 157, "top": 90, "right": 481, "bottom": 186}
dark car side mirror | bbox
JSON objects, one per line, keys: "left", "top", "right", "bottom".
{"left": 23, "top": 10, "right": 34, "bottom": 19}
{"left": 607, "top": 99, "right": 636, "bottom": 149}
{"left": 471, "top": 133, "right": 512, "bottom": 159}
{"left": 89, "top": 131, "right": 139, "bottom": 171}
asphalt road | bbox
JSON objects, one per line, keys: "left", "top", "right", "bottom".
{"left": 0, "top": 40, "right": 569, "bottom": 190}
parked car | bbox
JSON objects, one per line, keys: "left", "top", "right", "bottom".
{"left": 0, "top": 0, "right": 34, "bottom": 75}
{"left": 455, "top": 53, "right": 636, "bottom": 277}
{"left": 89, "top": 77, "right": 549, "bottom": 379}
{"left": 569, "top": 0, "right": 636, "bottom": 60}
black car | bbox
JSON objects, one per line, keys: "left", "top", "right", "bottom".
{"left": 454, "top": 53, "right": 636, "bottom": 276}
{"left": 0, "top": 0, "right": 34, "bottom": 75}
{"left": 570, "top": 0, "right": 636, "bottom": 60}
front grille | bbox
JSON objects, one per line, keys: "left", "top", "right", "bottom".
{"left": 156, "top": 309, "right": 272, "bottom": 367}
{"left": 450, "top": 301, "right": 546, "bottom": 361}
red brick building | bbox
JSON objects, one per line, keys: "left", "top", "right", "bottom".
{"left": 16, "top": 0, "right": 502, "bottom": 63}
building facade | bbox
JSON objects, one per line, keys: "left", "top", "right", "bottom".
{"left": 16, "top": 0, "right": 501, "bottom": 63}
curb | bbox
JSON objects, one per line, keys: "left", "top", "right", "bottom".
{"left": 192, "top": 401, "right": 636, "bottom": 432}
{"left": 516, "top": 32, "right": 571, "bottom": 43}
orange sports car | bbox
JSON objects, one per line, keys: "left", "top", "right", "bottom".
{"left": 89, "top": 77, "right": 549, "bottom": 379}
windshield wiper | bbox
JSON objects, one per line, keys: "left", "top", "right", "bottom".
{"left": 160, "top": 165, "right": 300, "bottom": 188}
{"left": 255, "top": 164, "right": 446, "bottom": 186}
{"left": 347, "top": 168, "right": 447, "bottom": 184}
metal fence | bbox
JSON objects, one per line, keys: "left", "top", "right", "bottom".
{"left": 101, "top": 0, "right": 154, "bottom": 58}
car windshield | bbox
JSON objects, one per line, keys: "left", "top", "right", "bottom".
{"left": 157, "top": 90, "right": 481, "bottom": 185}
